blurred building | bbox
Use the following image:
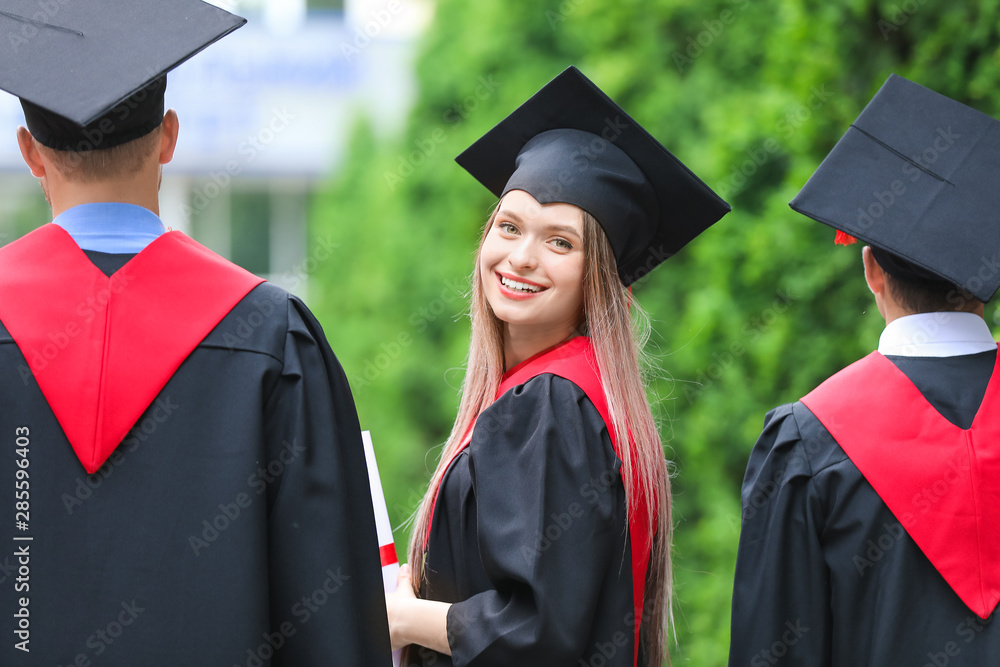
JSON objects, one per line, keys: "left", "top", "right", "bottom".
{"left": 0, "top": 0, "right": 432, "bottom": 296}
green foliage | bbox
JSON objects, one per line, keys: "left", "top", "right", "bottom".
{"left": 308, "top": 1, "right": 1000, "bottom": 664}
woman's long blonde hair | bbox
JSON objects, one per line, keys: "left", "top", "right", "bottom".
{"left": 407, "top": 202, "right": 672, "bottom": 665}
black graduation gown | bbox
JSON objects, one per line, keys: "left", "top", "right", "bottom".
{"left": 411, "top": 373, "right": 640, "bottom": 667}
{"left": 0, "top": 250, "right": 392, "bottom": 666}
{"left": 729, "top": 350, "right": 1000, "bottom": 666}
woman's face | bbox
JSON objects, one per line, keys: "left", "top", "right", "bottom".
{"left": 479, "top": 189, "right": 586, "bottom": 345}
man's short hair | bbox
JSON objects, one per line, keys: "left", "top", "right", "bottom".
{"left": 37, "top": 127, "right": 162, "bottom": 183}
{"left": 883, "top": 272, "right": 982, "bottom": 314}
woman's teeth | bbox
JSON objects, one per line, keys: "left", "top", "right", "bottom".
{"left": 500, "top": 275, "right": 542, "bottom": 293}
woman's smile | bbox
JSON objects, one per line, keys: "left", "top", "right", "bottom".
{"left": 479, "top": 190, "right": 585, "bottom": 344}
{"left": 496, "top": 271, "right": 548, "bottom": 298}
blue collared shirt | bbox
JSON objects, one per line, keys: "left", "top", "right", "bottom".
{"left": 52, "top": 203, "right": 166, "bottom": 254}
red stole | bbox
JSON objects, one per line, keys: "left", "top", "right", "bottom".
{"left": 801, "top": 347, "right": 1000, "bottom": 619}
{"left": 427, "top": 336, "right": 653, "bottom": 663}
{"left": 0, "top": 224, "right": 264, "bottom": 473}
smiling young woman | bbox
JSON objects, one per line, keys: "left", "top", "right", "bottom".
{"left": 385, "top": 67, "right": 730, "bottom": 667}
{"left": 479, "top": 190, "right": 587, "bottom": 367}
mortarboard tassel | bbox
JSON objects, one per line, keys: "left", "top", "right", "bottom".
{"left": 834, "top": 229, "right": 858, "bottom": 245}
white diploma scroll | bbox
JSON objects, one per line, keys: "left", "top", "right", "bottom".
{"left": 362, "top": 430, "right": 402, "bottom": 667}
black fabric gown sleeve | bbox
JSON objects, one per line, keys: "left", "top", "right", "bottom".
{"left": 263, "top": 296, "right": 392, "bottom": 666}
{"left": 446, "top": 374, "right": 629, "bottom": 666}
{"left": 729, "top": 403, "right": 833, "bottom": 667}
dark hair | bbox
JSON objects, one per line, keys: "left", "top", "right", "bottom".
{"left": 883, "top": 272, "right": 982, "bottom": 314}
{"left": 38, "top": 127, "right": 162, "bottom": 183}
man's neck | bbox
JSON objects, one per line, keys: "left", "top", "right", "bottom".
{"left": 46, "top": 167, "right": 161, "bottom": 218}
{"left": 883, "top": 305, "right": 986, "bottom": 326}
{"left": 50, "top": 185, "right": 159, "bottom": 218}
{"left": 878, "top": 286, "right": 985, "bottom": 326}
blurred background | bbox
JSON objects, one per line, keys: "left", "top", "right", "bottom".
{"left": 3, "top": 0, "right": 1000, "bottom": 663}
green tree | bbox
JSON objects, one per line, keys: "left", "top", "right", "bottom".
{"left": 309, "top": 1, "right": 1000, "bottom": 664}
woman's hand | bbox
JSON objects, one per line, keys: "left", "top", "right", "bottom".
{"left": 386, "top": 564, "right": 417, "bottom": 651}
{"left": 385, "top": 563, "right": 453, "bottom": 655}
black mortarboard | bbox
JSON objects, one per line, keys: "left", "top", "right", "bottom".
{"left": 0, "top": 0, "right": 245, "bottom": 151}
{"left": 790, "top": 74, "right": 1000, "bottom": 302}
{"left": 456, "top": 66, "right": 731, "bottom": 286}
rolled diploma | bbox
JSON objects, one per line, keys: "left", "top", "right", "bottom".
{"left": 362, "top": 430, "right": 401, "bottom": 667}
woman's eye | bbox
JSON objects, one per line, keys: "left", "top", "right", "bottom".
{"left": 499, "top": 222, "right": 518, "bottom": 234}
{"left": 553, "top": 238, "right": 573, "bottom": 250}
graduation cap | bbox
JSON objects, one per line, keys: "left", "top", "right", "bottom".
{"left": 0, "top": 0, "right": 246, "bottom": 151}
{"left": 790, "top": 74, "right": 1000, "bottom": 302}
{"left": 456, "top": 66, "right": 731, "bottom": 286}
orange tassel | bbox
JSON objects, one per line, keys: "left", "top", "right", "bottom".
{"left": 834, "top": 230, "right": 858, "bottom": 245}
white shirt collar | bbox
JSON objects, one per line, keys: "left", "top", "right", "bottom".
{"left": 878, "top": 312, "right": 996, "bottom": 357}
